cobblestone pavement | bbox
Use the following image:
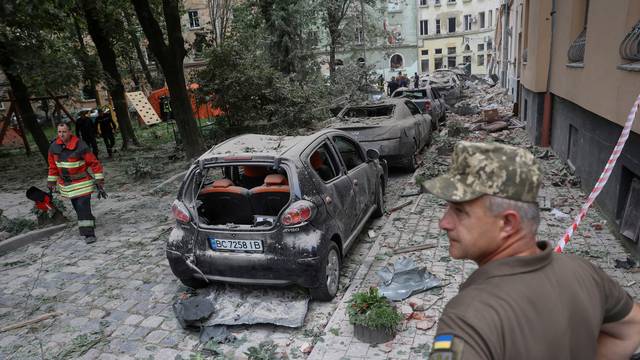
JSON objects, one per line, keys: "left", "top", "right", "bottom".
{"left": 308, "top": 129, "right": 640, "bottom": 360}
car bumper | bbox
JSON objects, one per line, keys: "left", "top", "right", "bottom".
{"left": 166, "top": 225, "right": 325, "bottom": 288}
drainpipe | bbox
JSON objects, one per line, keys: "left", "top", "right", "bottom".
{"left": 500, "top": 0, "right": 510, "bottom": 88}
{"left": 541, "top": 0, "right": 556, "bottom": 147}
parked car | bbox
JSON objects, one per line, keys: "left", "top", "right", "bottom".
{"left": 391, "top": 86, "right": 447, "bottom": 130}
{"left": 327, "top": 98, "right": 432, "bottom": 171}
{"left": 167, "top": 130, "right": 387, "bottom": 301}
{"left": 425, "top": 69, "right": 462, "bottom": 105}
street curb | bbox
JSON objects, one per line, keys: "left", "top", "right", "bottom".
{"left": 0, "top": 224, "right": 67, "bottom": 255}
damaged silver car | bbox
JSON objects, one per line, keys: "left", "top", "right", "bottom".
{"left": 328, "top": 98, "right": 432, "bottom": 171}
{"left": 167, "top": 130, "right": 387, "bottom": 300}
{"left": 425, "top": 69, "right": 462, "bottom": 105}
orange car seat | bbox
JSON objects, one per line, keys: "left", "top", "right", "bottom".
{"left": 198, "top": 179, "right": 253, "bottom": 224}
{"left": 241, "top": 165, "right": 269, "bottom": 189}
{"left": 250, "top": 174, "right": 290, "bottom": 216}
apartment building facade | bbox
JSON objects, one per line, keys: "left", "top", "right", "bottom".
{"left": 516, "top": 0, "right": 640, "bottom": 246}
{"left": 417, "top": 0, "right": 498, "bottom": 75}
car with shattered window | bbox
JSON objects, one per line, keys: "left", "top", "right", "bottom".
{"left": 425, "top": 69, "right": 462, "bottom": 105}
{"left": 391, "top": 86, "right": 447, "bottom": 130}
{"left": 167, "top": 130, "right": 387, "bottom": 300}
{"left": 327, "top": 98, "right": 433, "bottom": 171}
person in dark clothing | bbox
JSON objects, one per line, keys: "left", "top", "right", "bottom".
{"left": 76, "top": 111, "right": 99, "bottom": 158}
{"left": 96, "top": 109, "right": 117, "bottom": 158}
{"left": 388, "top": 76, "right": 399, "bottom": 96}
{"left": 414, "top": 72, "right": 420, "bottom": 88}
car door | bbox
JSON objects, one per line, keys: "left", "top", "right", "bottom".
{"left": 404, "top": 100, "right": 430, "bottom": 150}
{"left": 330, "top": 135, "right": 374, "bottom": 239}
{"left": 304, "top": 140, "right": 359, "bottom": 238}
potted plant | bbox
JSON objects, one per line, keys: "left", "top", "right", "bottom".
{"left": 346, "top": 287, "right": 403, "bottom": 344}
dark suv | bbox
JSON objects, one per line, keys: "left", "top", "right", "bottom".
{"left": 167, "top": 129, "right": 387, "bottom": 300}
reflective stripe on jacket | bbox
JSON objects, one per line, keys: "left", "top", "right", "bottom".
{"left": 48, "top": 135, "right": 104, "bottom": 199}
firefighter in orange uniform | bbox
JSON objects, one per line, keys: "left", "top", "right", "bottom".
{"left": 47, "top": 122, "right": 104, "bottom": 244}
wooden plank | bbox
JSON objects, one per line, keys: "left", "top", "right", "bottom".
{"left": 0, "top": 311, "right": 62, "bottom": 333}
{"left": 126, "top": 91, "right": 161, "bottom": 126}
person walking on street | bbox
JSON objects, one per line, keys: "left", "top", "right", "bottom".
{"left": 414, "top": 72, "right": 420, "bottom": 89}
{"left": 48, "top": 122, "right": 104, "bottom": 244}
{"left": 97, "top": 108, "right": 117, "bottom": 158}
{"left": 388, "top": 76, "right": 398, "bottom": 96}
{"left": 422, "top": 141, "right": 640, "bottom": 360}
{"left": 76, "top": 110, "right": 99, "bottom": 159}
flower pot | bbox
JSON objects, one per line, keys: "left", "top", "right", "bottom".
{"left": 353, "top": 323, "right": 397, "bottom": 344}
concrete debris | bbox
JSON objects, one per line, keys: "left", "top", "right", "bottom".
{"left": 368, "top": 230, "right": 377, "bottom": 239}
{"left": 415, "top": 317, "right": 437, "bottom": 331}
{"left": 481, "top": 121, "right": 509, "bottom": 132}
{"left": 299, "top": 342, "right": 314, "bottom": 354}
{"left": 173, "top": 293, "right": 216, "bottom": 329}
{"left": 614, "top": 257, "right": 637, "bottom": 270}
{"left": 199, "top": 325, "right": 235, "bottom": 344}
{"left": 376, "top": 257, "right": 441, "bottom": 301}
{"left": 550, "top": 208, "right": 570, "bottom": 220}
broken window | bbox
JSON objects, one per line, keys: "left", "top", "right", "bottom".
{"left": 333, "top": 136, "right": 364, "bottom": 171}
{"left": 343, "top": 105, "right": 395, "bottom": 118}
{"left": 309, "top": 143, "right": 339, "bottom": 182}
{"left": 448, "top": 17, "right": 456, "bottom": 33}
{"left": 188, "top": 10, "right": 200, "bottom": 29}
{"left": 195, "top": 164, "right": 291, "bottom": 226}
{"left": 420, "top": 20, "right": 429, "bottom": 35}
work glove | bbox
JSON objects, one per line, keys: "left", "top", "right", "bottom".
{"left": 96, "top": 180, "right": 108, "bottom": 199}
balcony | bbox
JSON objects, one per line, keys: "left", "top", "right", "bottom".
{"left": 567, "top": 28, "right": 586, "bottom": 66}
{"left": 618, "top": 20, "right": 640, "bottom": 72}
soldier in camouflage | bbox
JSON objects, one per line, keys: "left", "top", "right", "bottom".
{"left": 422, "top": 141, "right": 640, "bottom": 360}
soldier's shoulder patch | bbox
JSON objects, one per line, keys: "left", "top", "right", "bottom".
{"left": 429, "top": 333, "right": 464, "bottom": 360}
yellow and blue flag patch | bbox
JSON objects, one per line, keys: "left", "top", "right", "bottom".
{"left": 433, "top": 334, "right": 454, "bottom": 350}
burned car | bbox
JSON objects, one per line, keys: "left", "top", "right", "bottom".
{"left": 328, "top": 98, "right": 432, "bottom": 171}
{"left": 167, "top": 130, "right": 387, "bottom": 300}
{"left": 425, "top": 69, "right": 462, "bottom": 105}
{"left": 391, "top": 86, "right": 447, "bottom": 130}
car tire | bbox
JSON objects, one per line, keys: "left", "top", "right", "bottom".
{"left": 372, "top": 182, "right": 385, "bottom": 218}
{"left": 310, "top": 242, "right": 341, "bottom": 301}
{"left": 179, "top": 277, "right": 208, "bottom": 289}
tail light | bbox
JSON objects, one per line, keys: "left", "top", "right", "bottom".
{"left": 172, "top": 200, "right": 191, "bottom": 223}
{"left": 423, "top": 100, "right": 432, "bottom": 112}
{"left": 280, "top": 200, "right": 316, "bottom": 226}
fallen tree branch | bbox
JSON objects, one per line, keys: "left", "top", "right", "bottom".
{"left": 0, "top": 311, "right": 62, "bottom": 333}
{"left": 393, "top": 243, "right": 436, "bottom": 255}
{"left": 387, "top": 200, "right": 413, "bottom": 214}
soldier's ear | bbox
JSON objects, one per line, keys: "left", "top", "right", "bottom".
{"left": 500, "top": 210, "right": 521, "bottom": 237}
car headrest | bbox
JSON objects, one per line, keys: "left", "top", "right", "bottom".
{"left": 212, "top": 179, "right": 233, "bottom": 188}
{"left": 264, "top": 174, "right": 287, "bottom": 186}
{"left": 310, "top": 151, "right": 323, "bottom": 170}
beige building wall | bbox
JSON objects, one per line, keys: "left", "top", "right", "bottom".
{"left": 520, "top": 0, "right": 552, "bottom": 92}
{"left": 182, "top": 0, "right": 212, "bottom": 69}
{"left": 546, "top": 0, "right": 640, "bottom": 133}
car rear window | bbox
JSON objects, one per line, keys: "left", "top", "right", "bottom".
{"left": 343, "top": 105, "right": 395, "bottom": 118}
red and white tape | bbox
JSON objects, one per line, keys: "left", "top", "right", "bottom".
{"left": 555, "top": 94, "right": 640, "bottom": 253}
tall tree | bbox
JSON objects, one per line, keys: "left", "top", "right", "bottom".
{"left": 122, "top": 9, "right": 158, "bottom": 89}
{"left": 131, "top": 0, "right": 204, "bottom": 158}
{"left": 79, "top": 0, "right": 139, "bottom": 149}
{"left": 72, "top": 16, "right": 102, "bottom": 108}
{"left": 324, "top": 0, "right": 354, "bottom": 79}
{"left": 208, "top": 0, "right": 233, "bottom": 47}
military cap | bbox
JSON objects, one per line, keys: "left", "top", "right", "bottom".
{"left": 422, "top": 141, "right": 541, "bottom": 203}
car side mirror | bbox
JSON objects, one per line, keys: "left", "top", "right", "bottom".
{"left": 366, "top": 149, "right": 380, "bottom": 162}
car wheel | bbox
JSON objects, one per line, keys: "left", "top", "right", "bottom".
{"left": 310, "top": 242, "right": 341, "bottom": 301}
{"left": 179, "top": 277, "right": 208, "bottom": 289}
{"left": 372, "top": 182, "right": 385, "bottom": 218}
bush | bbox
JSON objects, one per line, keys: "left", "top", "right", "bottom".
{"left": 346, "top": 287, "right": 403, "bottom": 330}
{"left": 125, "top": 160, "right": 153, "bottom": 179}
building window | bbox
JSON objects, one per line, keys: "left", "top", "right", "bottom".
{"left": 448, "top": 47, "right": 456, "bottom": 54}
{"left": 435, "top": 48, "right": 442, "bottom": 54}
{"left": 464, "top": 15, "right": 472, "bottom": 31}
{"left": 188, "top": 10, "right": 200, "bottom": 29}
{"left": 420, "top": 0, "right": 428, "bottom": 5}
{"left": 421, "top": 49, "right": 429, "bottom": 56}
{"left": 620, "top": 20, "right": 640, "bottom": 62}
{"left": 568, "top": 0, "right": 590, "bottom": 64}
{"left": 193, "top": 33, "right": 207, "bottom": 59}
{"left": 421, "top": 59, "right": 430, "bottom": 73}
{"left": 463, "top": 55, "right": 472, "bottom": 64}
{"left": 479, "top": 12, "right": 486, "bottom": 28}
{"left": 477, "top": 43, "right": 485, "bottom": 52}
{"left": 434, "top": 0, "right": 441, "bottom": 5}
{"left": 435, "top": 57, "right": 443, "bottom": 69}
{"left": 448, "top": 17, "right": 456, "bottom": 33}
{"left": 420, "top": 20, "right": 429, "bottom": 35}
{"left": 436, "top": 19, "right": 441, "bottom": 34}
{"left": 464, "top": 44, "right": 471, "bottom": 52}
{"left": 390, "top": 54, "right": 404, "bottom": 69}
{"left": 387, "top": 0, "right": 401, "bottom": 12}
{"left": 488, "top": 10, "right": 493, "bottom": 27}
{"left": 487, "top": 39, "right": 493, "bottom": 50}
{"left": 477, "top": 54, "right": 485, "bottom": 65}
{"left": 448, "top": 56, "right": 456, "bottom": 68}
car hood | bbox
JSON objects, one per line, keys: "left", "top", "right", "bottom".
{"left": 327, "top": 119, "right": 404, "bottom": 140}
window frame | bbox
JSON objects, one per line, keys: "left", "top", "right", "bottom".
{"left": 479, "top": 12, "right": 486, "bottom": 28}
{"left": 448, "top": 17, "right": 456, "bottom": 33}
{"left": 405, "top": 101, "right": 422, "bottom": 115}
{"left": 420, "top": 19, "right": 429, "bottom": 36}
{"left": 188, "top": 10, "right": 201, "bottom": 29}
{"left": 436, "top": 19, "right": 441, "bottom": 34}
{"left": 331, "top": 136, "right": 366, "bottom": 173}
{"left": 307, "top": 142, "right": 342, "bottom": 183}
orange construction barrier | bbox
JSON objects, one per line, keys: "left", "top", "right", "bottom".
{"left": 147, "top": 83, "right": 223, "bottom": 121}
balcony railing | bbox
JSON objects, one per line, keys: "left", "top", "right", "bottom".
{"left": 620, "top": 20, "right": 640, "bottom": 62}
{"left": 567, "top": 28, "right": 587, "bottom": 63}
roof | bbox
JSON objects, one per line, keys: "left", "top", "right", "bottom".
{"left": 197, "top": 129, "right": 341, "bottom": 162}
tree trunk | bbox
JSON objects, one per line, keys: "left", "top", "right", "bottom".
{"left": 0, "top": 41, "right": 49, "bottom": 161}
{"left": 131, "top": 0, "right": 204, "bottom": 159}
{"left": 123, "top": 10, "right": 158, "bottom": 89}
{"left": 81, "top": 0, "right": 139, "bottom": 149}
{"left": 73, "top": 17, "right": 102, "bottom": 108}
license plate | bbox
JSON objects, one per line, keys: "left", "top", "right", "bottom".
{"left": 208, "top": 237, "right": 263, "bottom": 252}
